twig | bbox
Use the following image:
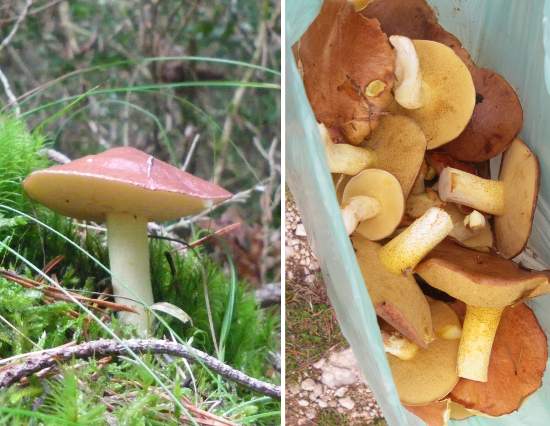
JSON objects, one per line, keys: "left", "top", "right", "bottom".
{"left": 0, "top": 0, "right": 33, "bottom": 52}
{"left": 182, "top": 134, "right": 200, "bottom": 171}
{"left": 0, "top": 338, "right": 281, "bottom": 399}
{"left": 0, "top": 66, "right": 20, "bottom": 116}
{"left": 39, "top": 148, "right": 71, "bottom": 164}
{"left": 189, "top": 223, "right": 241, "bottom": 248}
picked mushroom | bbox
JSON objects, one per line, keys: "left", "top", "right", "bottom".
{"left": 438, "top": 139, "right": 540, "bottom": 258}
{"left": 380, "top": 325, "right": 419, "bottom": 361}
{"left": 388, "top": 36, "right": 475, "bottom": 149}
{"left": 23, "top": 147, "right": 232, "bottom": 333}
{"left": 406, "top": 399, "right": 451, "bottom": 426}
{"left": 378, "top": 207, "right": 453, "bottom": 275}
{"left": 298, "top": 0, "right": 395, "bottom": 145}
{"left": 353, "top": 236, "right": 434, "bottom": 347}
{"left": 319, "top": 123, "right": 376, "bottom": 175}
{"left": 365, "top": 114, "right": 427, "bottom": 198}
{"left": 450, "top": 303, "right": 547, "bottom": 416}
{"left": 388, "top": 300, "right": 460, "bottom": 405}
{"left": 416, "top": 240, "right": 550, "bottom": 382}
{"left": 341, "top": 169, "right": 404, "bottom": 239}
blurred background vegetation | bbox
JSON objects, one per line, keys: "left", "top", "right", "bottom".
{"left": 0, "top": 0, "right": 280, "bottom": 424}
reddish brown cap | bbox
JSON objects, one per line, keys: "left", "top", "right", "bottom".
{"left": 23, "top": 147, "right": 232, "bottom": 222}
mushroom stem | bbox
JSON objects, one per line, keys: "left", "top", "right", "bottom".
{"left": 320, "top": 123, "right": 377, "bottom": 174}
{"left": 389, "top": 35, "right": 423, "bottom": 109}
{"left": 438, "top": 167, "right": 505, "bottom": 215}
{"left": 382, "top": 329, "right": 419, "bottom": 360}
{"left": 106, "top": 213, "right": 153, "bottom": 333}
{"left": 379, "top": 207, "right": 453, "bottom": 274}
{"left": 458, "top": 305, "right": 503, "bottom": 382}
{"left": 341, "top": 195, "right": 381, "bottom": 235}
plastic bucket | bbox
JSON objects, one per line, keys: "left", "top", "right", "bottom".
{"left": 286, "top": 1, "right": 550, "bottom": 424}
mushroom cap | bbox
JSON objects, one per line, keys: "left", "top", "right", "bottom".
{"left": 395, "top": 40, "right": 475, "bottom": 149}
{"left": 365, "top": 115, "right": 427, "bottom": 198}
{"left": 415, "top": 240, "right": 550, "bottom": 308}
{"left": 353, "top": 236, "right": 434, "bottom": 347}
{"left": 23, "top": 147, "right": 232, "bottom": 222}
{"left": 298, "top": 0, "right": 395, "bottom": 144}
{"left": 444, "top": 69, "right": 523, "bottom": 162}
{"left": 388, "top": 300, "right": 459, "bottom": 405}
{"left": 343, "top": 169, "right": 404, "bottom": 241}
{"left": 405, "top": 399, "right": 451, "bottom": 426}
{"left": 450, "top": 303, "right": 547, "bottom": 416}
{"left": 495, "top": 139, "right": 540, "bottom": 259}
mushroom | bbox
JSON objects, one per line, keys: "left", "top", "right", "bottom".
{"left": 388, "top": 300, "right": 460, "bottom": 405}
{"left": 319, "top": 123, "right": 376, "bottom": 175}
{"left": 298, "top": 0, "right": 395, "bottom": 145}
{"left": 378, "top": 207, "right": 453, "bottom": 275}
{"left": 450, "top": 303, "right": 547, "bottom": 416}
{"left": 438, "top": 139, "right": 540, "bottom": 258}
{"left": 388, "top": 37, "right": 476, "bottom": 149}
{"left": 406, "top": 399, "right": 451, "bottom": 426}
{"left": 23, "top": 147, "right": 232, "bottom": 333}
{"left": 415, "top": 240, "right": 550, "bottom": 382}
{"left": 365, "top": 114, "right": 427, "bottom": 198}
{"left": 443, "top": 68, "right": 523, "bottom": 162}
{"left": 341, "top": 169, "right": 404, "bottom": 239}
{"left": 380, "top": 324, "right": 419, "bottom": 361}
{"left": 353, "top": 236, "right": 434, "bottom": 347}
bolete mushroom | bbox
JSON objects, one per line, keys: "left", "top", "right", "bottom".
{"left": 406, "top": 399, "right": 451, "bottom": 426}
{"left": 378, "top": 207, "right": 453, "bottom": 275}
{"left": 298, "top": 0, "right": 395, "bottom": 145}
{"left": 23, "top": 147, "right": 232, "bottom": 333}
{"left": 365, "top": 114, "right": 427, "bottom": 198}
{"left": 388, "top": 300, "right": 460, "bottom": 405}
{"left": 438, "top": 139, "right": 540, "bottom": 258}
{"left": 416, "top": 240, "right": 550, "bottom": 382}
{"left": 443, "top": 68, "right": 523, "bottom": 162}
{"left": 341, "top": 169, "right": 404, "bottom": 239}
{"left": 319, "top": 123, "right": 376, "bottom": 175}
{"left": 353, "top": 236, "right": 434, "bottom": 347}
{"left": 450, "top": 302, "right": 547, "bottom": 416}
{"left": 388, "top": 36, "right": 475, "bottom": 149}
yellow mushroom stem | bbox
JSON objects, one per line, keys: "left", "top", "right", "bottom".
{"left": 438, "top": 167, "right": 505, "bottom": 215}
{"left": 349, "top": 0, "right": 374, "bottom": 12}
{"left": 389, "top": 35, "right": 423, "bottom": 109}
{"left": 379, "top": 207, "right": 453, "bottom": 274}
{"left": 319, "top": 123, "right": 377, "bottom": 174}
{"left": 449, "top": 209, "right": 487, "bottom": 242}
{"left": 382, "top": 329, "right": 419, "bottom": 360}
{"left": 458, "top": 306, "right": 503, "bottom": 382}
{"left": 341, "top": 195, "right": 381, "bottom": 235}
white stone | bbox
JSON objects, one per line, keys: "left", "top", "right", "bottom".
{"left": 301, "top": 378, "right": 316, "bottom": 392}
{"left": 334, "top": 387, "right": 348, "bottom": 397}
{"left": 329, "top": 348, "right": 358, "bottom": 369}
{"left": 288, "top": 383, "right": 300, "bottom": 395}
{"left": 318, "top": 400, "right": 328, "bottom": 408}
{"left": 295, "top": 223, "right": 307, "bottom": 236}
{"left": 298, "top": 399, "right": 309, "bottom": 407}
{"left": 285, "top": 245, "right": 295, "bottom": 258}
{"left": 339, "top": 397, "right": 355, "bottom": 410}
{"left": 313, "top": 358, "right": 326, "bottom": 369}
{"left": 320, "top": 365, "right": 357, "bottom": 388}
{"left": 305, "top": 409, "right": 316, "bottom": 420}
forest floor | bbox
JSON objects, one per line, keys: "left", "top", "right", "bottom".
{"left": 285, "top": 191, "right": 386, "bottom": 425}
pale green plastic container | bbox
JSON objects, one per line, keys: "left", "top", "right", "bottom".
{"left": 286, "top": 1, "right": 550, "bottom": 424}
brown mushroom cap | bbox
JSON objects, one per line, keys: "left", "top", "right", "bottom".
{"left": 450, "top": 303, "right": 547, "bottom": 416}
{"left": 495, "top": 139, "right": 540, "bottom": 259}
{"left": 393, "top": 40, "right": 475, "bottom": 149}
{"left": 298, "top": 0, "right": 395, "bottom": 145}
{"left": 426, "top": 151, "right": 478, "bottom": 176}
{"left": 443, "top": 69, "right": 523, "bottom": 162}
{"left": 23, "top": 147, "right": 232, "bottom": 222}
{"left": 388, "top": 300, "right": 459, "bottom": 405}
{"left": 415, "top": 240, "right": 550, "bottom": 308}
{"left": 405, "top": 399, "right": 451, "bottom": 426}
{"left": 343, "top": 169, "right": 405, "bottom": 241}
{"left": 365, "top": 115, "right": 427, "bottom": 198}
{"left": 352, "top": 236, "right": 434, "bottom": 347}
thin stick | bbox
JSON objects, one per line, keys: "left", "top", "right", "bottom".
{"left": 0, "top": 338, "right": 281, "bottom": 399}
{"left": 0, "top": 0, "right": 33, "bottom": 51}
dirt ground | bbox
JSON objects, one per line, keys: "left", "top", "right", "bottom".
{"left": 285, "top": 191, "right": 386, "bottom": 425}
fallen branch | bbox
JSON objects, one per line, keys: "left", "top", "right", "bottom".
{"left": 0, "top": 338, "right": 281, "bottom": 399}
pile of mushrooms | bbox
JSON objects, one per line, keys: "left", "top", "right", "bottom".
{"left": 298, "top": 0, "right": 548, "bottom": 423}
{"left": 23, "top": 147, "right": 232, "bottom": 334}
